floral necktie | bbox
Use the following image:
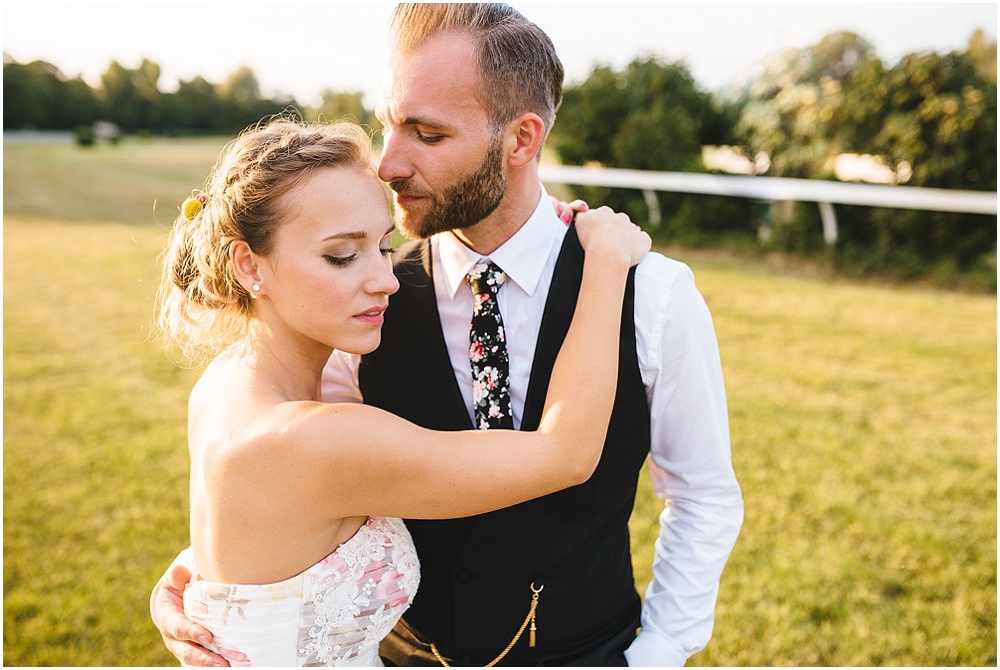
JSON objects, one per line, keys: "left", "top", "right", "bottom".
{"left": 467, "top": 261, "right": 514, "bottom": 430}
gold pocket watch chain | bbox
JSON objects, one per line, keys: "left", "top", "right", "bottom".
{"left": 430, "top": 582, "right": 544, "bottom": 667}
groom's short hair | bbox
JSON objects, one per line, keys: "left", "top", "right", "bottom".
{"left": 389, "top": 3, "right": 564, "bottom": 138}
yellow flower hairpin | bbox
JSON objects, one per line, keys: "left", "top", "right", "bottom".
{"left": 181, "top": 192, "right": 209, "bottom": 221}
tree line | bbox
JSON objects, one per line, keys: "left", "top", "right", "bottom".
{"left": 2, "top": 56, "right": 375, "bottom": 135}
{"left": 549, "top": 30, "right": 996, "bottom": 289}
{"left": 3, "top": 30, "right": 995, "bottom": 287}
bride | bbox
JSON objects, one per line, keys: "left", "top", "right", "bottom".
{"left": 154, "top": 117, "right": 649, "bottom": 666}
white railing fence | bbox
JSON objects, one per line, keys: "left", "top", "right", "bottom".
{"left": 538, "top": 165, "right": 998, "bottom": 244}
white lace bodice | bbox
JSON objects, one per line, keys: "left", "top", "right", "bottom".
{"left": 183, "top": 517, "right": 420, "bottom": 666}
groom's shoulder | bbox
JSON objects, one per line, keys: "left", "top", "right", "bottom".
{"left": 390, "top": 238, "right": 429, "bottom": 276}
{"left": 635, "top": 250, "right": 696, "bottom": 292}
{"left": 392, "top": 238, "right": 425, "bottom": 263}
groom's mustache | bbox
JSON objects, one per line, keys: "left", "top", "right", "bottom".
{"left": 388, "top": 179, "right": 431, "bottom": 200}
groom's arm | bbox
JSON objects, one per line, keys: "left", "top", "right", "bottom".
{"left": 625, "top": 259, "right": 744, "bottom": 666}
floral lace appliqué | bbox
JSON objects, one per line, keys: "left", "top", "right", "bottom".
{"left": 184, "top": 517, "right": 419, "bottom": 667}
{"left": 297, "top": 517, "right": 420, "bottom": 666}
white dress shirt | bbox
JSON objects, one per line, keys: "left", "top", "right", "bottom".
{"left": 322, "top": 186, "right": 744, "bottom": 667}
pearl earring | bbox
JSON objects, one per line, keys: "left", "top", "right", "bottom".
{"left": 252, "top": 283, "right": 260, "bottom": 292}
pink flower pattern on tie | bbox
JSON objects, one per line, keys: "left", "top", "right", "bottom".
{"left": 467, "top": 261, "right": 514, "bottom": 430}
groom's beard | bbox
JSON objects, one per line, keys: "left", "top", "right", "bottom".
{"left": 390, "top": 136, "right": 507, "bottom": 240}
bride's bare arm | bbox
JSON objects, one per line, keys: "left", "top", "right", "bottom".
{"left": 244, "top": 207, "right": 650, "bottom": 520}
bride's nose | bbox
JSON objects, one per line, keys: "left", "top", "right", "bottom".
{"left": 367, "top": 255, "right": 400, "bottom": 296}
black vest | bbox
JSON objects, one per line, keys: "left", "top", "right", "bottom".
{"left": 361, "top": 226, "right": 651, "bottom": 666}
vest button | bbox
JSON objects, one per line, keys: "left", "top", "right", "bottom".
{"left": 455, "top": 570, "right": 474, "bottom": 583}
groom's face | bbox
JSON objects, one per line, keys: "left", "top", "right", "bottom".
{"left": 376, "top": 32, "right": 508, "bottom": 239}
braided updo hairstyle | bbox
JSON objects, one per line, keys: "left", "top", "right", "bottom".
{"left": 156, "top": 117, "right": 374, "bottom": 365}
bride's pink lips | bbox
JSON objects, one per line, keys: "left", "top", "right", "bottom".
{"left": 354, "top": 304, "right": 388, "bottom": 325}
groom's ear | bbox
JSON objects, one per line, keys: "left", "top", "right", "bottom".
{"left": 230, "top": 240, "right": 263, "bottom": 291}
{"left": 505, "top": 112, "right": 546, "bottom": 168}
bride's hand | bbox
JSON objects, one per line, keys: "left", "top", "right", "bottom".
{"left": 574, "top": 206, "right": 651, "bottom": 268}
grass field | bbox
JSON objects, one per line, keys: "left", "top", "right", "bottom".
{"left": 4, "top": 137, "right": 997, "bottom": 666}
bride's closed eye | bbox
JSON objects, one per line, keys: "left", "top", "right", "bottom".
{"left": 380, "top": 233, "right": 396, "bottom": 258}
{"left": 325, "top": 254, "right": 358, "bottom": 267}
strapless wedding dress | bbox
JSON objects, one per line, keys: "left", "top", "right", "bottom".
{"left": 183, "top": 517, "right": 420, "bottom": 666}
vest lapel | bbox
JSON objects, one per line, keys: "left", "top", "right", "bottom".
{"left": 521, "top": 225, "right": 584, "bottom": 431}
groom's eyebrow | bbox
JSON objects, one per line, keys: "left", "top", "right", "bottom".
{"left": 399, "top": 113, "right": 450, "bottom": 131}
{"left": 377, "top": 97, "right": 450, "bottom": 132}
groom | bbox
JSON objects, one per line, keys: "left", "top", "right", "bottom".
{"left": 152, "top": 3, "right": 743, "bottom": 666}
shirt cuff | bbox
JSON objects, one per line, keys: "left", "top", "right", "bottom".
{"left": 624, "top": 629, "right": 688, "bottom": 667}
{"left": 176, "top": 546, "right": 196, "bottom": 572}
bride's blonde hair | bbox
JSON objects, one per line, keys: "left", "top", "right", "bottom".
{"left": 156, "top": 117, "right": 374, "bottom": 365}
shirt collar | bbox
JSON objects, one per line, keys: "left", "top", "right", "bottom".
{"left": 436, "top": 184, "right": 565, "bottom": 298}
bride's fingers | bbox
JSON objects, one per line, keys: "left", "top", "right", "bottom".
{"left": 550, "top": 196, "right": 590, "bottom": 224}
{"left": 560, "top": 199, "right": 589, "bottom": 223}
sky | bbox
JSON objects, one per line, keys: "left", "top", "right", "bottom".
{"left": 3, "top": 2, "right": 996, "bottom": 108}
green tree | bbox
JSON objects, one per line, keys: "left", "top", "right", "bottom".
{"left": 854, "top": 50, "right": 996, "bottom": 190}
{"left": 100, "top": 60, "right": 138, "bottom": 131}
{"left": 57, "top": 76, "right": 102, "bottom": 129}
{"left": 218, "top": 66, "right": 281, "bottom": 130}
{"left": 98, "top": 59, "right": 162, "bottom": 132}
{"left": 311, "top": 89, "right": 376, "bottom": 130}
{"left": 3, "top": 56, "right": 102, "bottom": 130}
{"left": 134, "top": 58, "right": 161, "bottom": 131}
{"left": 157, "top": 66, "right": 296, "bottom": 134}
{"left": 731, "top": 30, "right": 996, "bottom": 284}
{"left": 166, "top": 76, "right": 224, "bottom": 131}
{"left": 727, "top": 35, "right": 880, "bottom": 253}
{"left": 735, "top": 32, "right": 878, "bottom": 180}
{"left": 550, "top": 57, "right": 751, "bottom": 243}
{"left": 836, "top": 36, "right": 997, "bottom": 281}
{"left": 553, "top": 58, "right": 711, "bottom": 172}
{"left": 3, "top": 56, "right": 54, "bottom": 129}
{"left": 219, "top": 65, "right": 261, "bottom": 108}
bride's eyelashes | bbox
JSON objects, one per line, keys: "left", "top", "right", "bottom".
{"left": 324, "top": 254, "right": 357, "bottom": 267}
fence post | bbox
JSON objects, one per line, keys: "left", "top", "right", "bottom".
{"left": 642, "top": 189, "right": 662, "bottom": 228}
{"left": 818, "top": 201, "right": 838, "bottom": 245}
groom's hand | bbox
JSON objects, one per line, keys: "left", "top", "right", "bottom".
{"left": 150, "top": 563, "right": 232, "bottom": 667}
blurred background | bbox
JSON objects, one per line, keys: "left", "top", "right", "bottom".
{"left": 5, "top": 2, "right": 997, "bottom": 285}
{"left": 4, "top": 2, "right": 996, "bottom": 666}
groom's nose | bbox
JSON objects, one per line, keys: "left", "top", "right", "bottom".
{"left": 377, "top": 129, "right": 412, "bottom": 185}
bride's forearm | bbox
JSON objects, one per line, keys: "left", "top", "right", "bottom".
{"left": 536, "top": 248, "right": 630, "bottom": 478}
